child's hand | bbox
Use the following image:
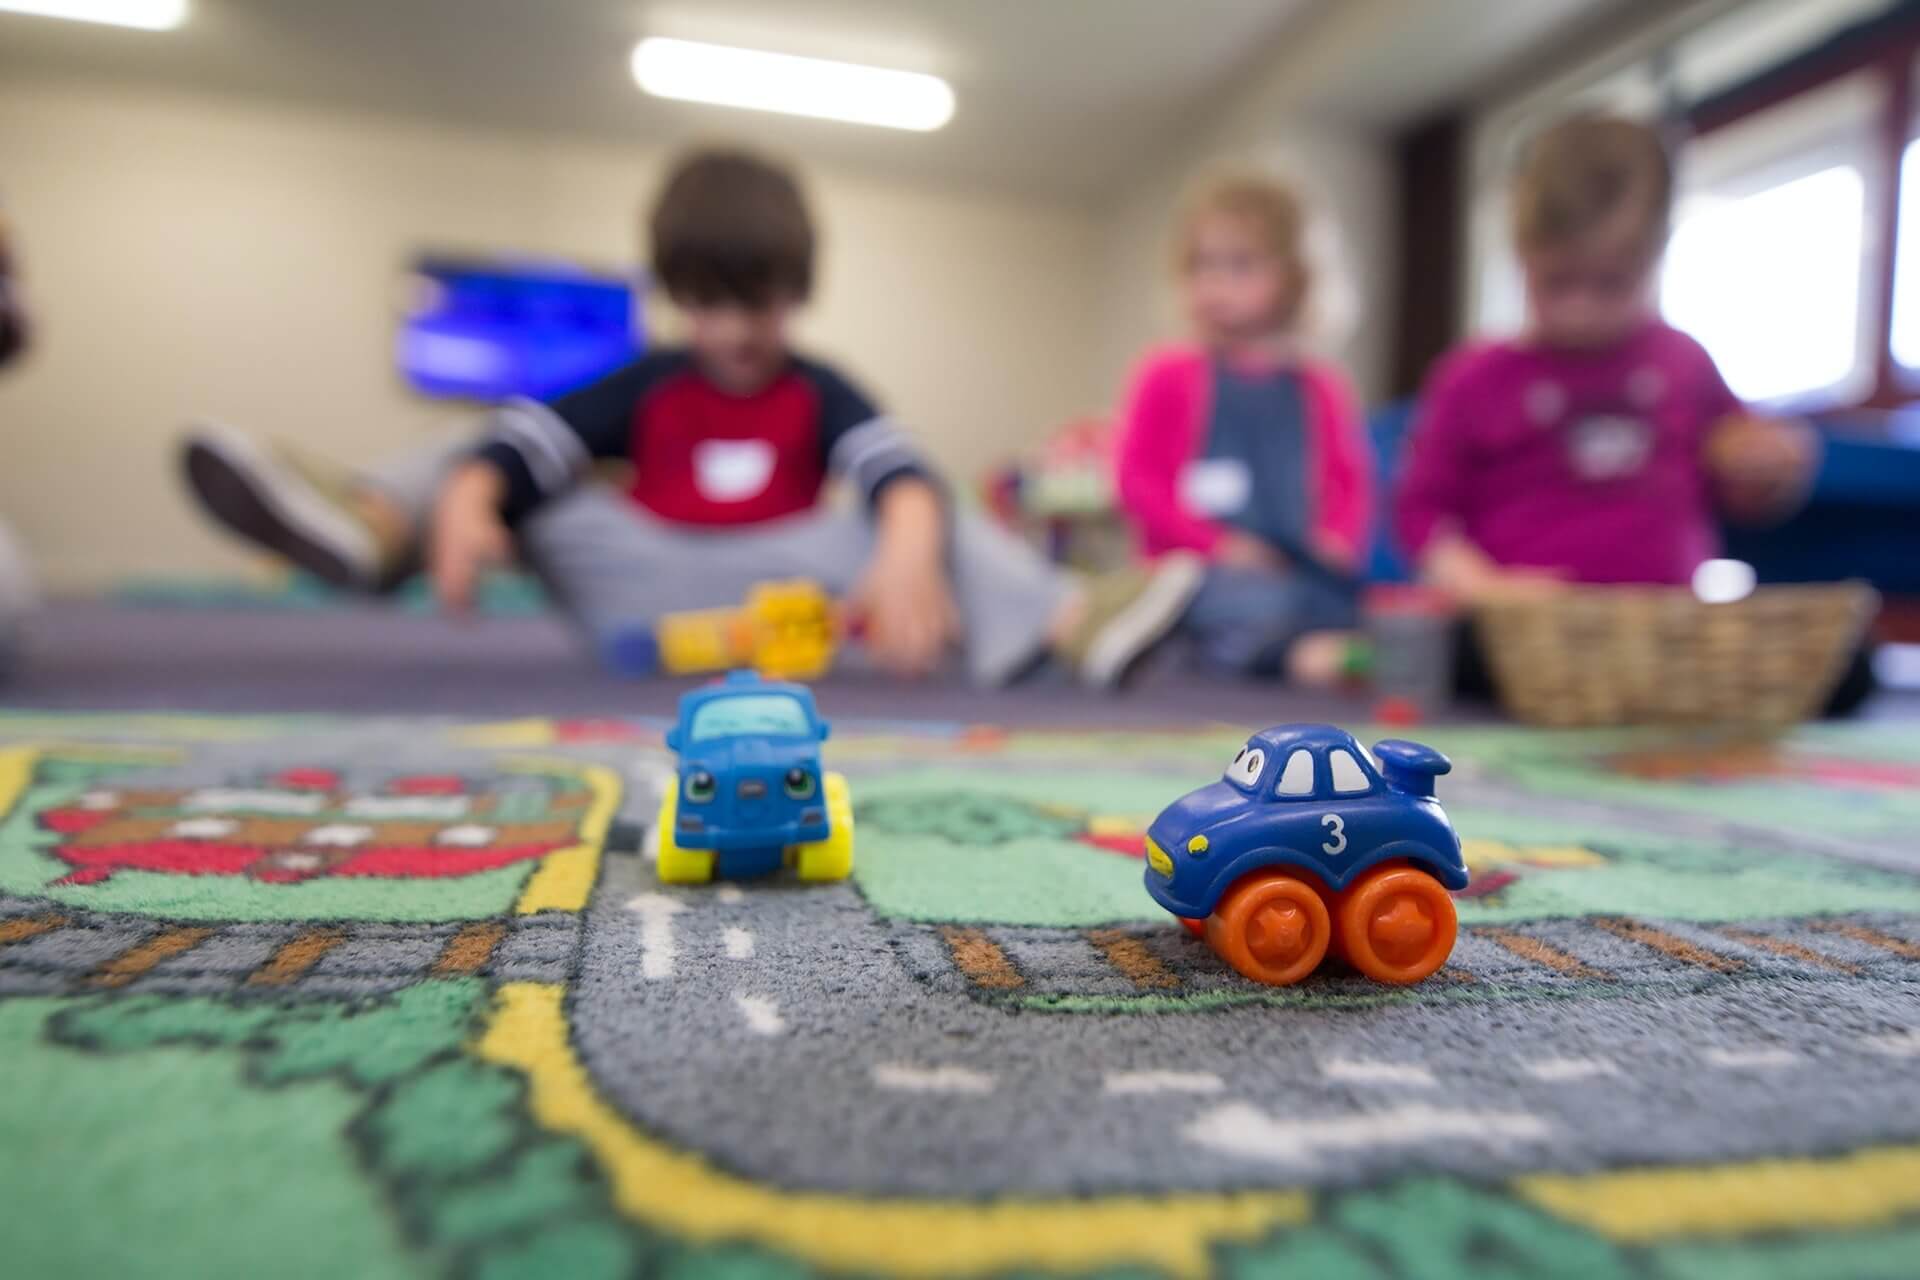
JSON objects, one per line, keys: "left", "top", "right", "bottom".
{"left": 1215, "top": 530, "right": 1288, "bottom": 573}
{"left": 1706, "top": 414, "right": 1818, "bottom": 524}
{"left": 851, "top": 552, "right": 959, "bottom": 678}
{"left": 849, "top": 480, "right": 958, "bottom": 679}
{"left": 428, "top": 461, "right": 513, "bottom": 613}
{"left": 1421, "top": 531, "right": 1565, "bottom": 605}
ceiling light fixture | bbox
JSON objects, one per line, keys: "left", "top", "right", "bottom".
{"left": 0, "top": 0, "right": 188, "bottom": 29}
{"left": 631, "top": 37, "right": 954, "bottom": 132}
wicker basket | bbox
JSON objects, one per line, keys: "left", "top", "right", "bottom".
{"left": 1474, "top": 582, "right": 1878, "bottom": 728}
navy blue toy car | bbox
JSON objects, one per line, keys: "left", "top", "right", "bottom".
{"left": 1144, "top": 724, "right": 1466, "bottom": 985}
{"left": 655, "top": 671, "right": 853, "bottom": 883}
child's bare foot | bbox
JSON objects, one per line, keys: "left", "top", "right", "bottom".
{"left": 1285, "top": 630, "right": 1355, "bottom": 688}
{"left": 181, "top": 424, "right": 411, "bottom": 591}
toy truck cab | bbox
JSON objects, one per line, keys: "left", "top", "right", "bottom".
{"left": 656, "top": 671, "right": 854, "bottom": 883}
{"left": 1144, "top": 724, "right": 1466, "bottom": 986}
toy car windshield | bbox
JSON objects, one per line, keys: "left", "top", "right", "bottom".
{"left": 687, "top": 694, "right": 813, "bottom": 742}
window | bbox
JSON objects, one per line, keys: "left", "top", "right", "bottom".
{"left": 1275, "top": 750, "right": 1315, "bottom": 797}
{"left": 1328, "top": 749, "right": 1372, "bottom": 794}
{"left": 1663, "top": 165, "right": 1868, "bottom": 403}
{"left": 687, "top": 695, "right": 812, "bottom": 742}
{"left": 1660, "top": 75, "right": 1883, "bottom": 407}
{"left": 1894, "top": 136, "right": 1920, "bottom": 373}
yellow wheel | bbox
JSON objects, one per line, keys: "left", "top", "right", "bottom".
{"left": 792, "top": 772, "right": 854, "bottom": 881}
{"left": 654, "top": 781, "right": 715, "bottom": 884}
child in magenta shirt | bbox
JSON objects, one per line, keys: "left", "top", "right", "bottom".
{"left": 1114, "top": 174, "right": 1373, "bottom": 683}
{"left": 1396, "top": 114, "right": 1816, "bottom": 601}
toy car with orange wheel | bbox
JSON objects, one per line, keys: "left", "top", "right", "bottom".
{"left": 1143, "top": 725, "right": 1466, "bottom": 985}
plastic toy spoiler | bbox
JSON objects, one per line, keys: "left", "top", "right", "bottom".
{"left": 1371, "top": 739, "right": 1453, "bottom": 798}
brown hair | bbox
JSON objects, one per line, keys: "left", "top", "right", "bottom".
{"left": 649, "top": 148, "right": 816, "bottom": 305}
{"left": 1175, "top": 172, "right": 1311, "bottom": 329}
{"left": 1511, "top": 114, "right": 1673, "bottom": 259}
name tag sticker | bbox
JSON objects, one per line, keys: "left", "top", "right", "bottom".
{"left": 1180, "top": 459, "right": 1253, "bottom": 516}
{"left": 693, "top": 439, "right": 777, "bottom": 502}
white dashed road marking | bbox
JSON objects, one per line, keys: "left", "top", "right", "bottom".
{"left": 873, "top": 1064, "right": 996, "bottom": 1094}
{"left": 1323, "top": 1058, "right": 1437, "bottom": 1088}
{"left": 168, "top": 817, "right": 241, "bottom": 839}
{"left": 1186, "top": 1101, "right": 1550, "bottom": 1166}
{"left": 303, "top": 823, "right": 376, "bottom": 847}
{"left": 1704, "top": 1047, "right": 1799, "bottom": 1069}
{"left": 1865, "top": 1029, "right": 1920, "bottom": 1057}
{"left": 1523, "top": 1057, "right": 1619, "bottom": 1082}
{"left": 625, "top": 892, "right": 688, "bottom": 980}
{"left": 1104, "top": 1071, "right": 1225, "bottom": 1095}
{"left": 723, "top": 927, "right": 755, "bottom": 959}
{"left": 733, "top": 993, "right": 785, "bottom": 1036}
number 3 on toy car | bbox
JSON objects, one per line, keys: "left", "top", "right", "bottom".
{"left": 1320, "top": 813, "right": 1347, "bottom": 855}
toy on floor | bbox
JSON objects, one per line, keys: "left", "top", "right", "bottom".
{"left": 605, "top": 579, "right": 839, "bottom": 681}
{"left": 655, "top": 670, "right": 854, "bottom": 883}
{"left": 1143, "top": 724, "right": 1466, "bottom": 986}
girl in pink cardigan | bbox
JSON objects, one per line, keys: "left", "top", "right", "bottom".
{"left": 1114, "top": 174, "right": 1373, "bottom": 683}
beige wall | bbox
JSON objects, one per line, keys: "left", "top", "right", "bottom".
{"left": 0, "top": 78, "right": 1104, "bottom": 587}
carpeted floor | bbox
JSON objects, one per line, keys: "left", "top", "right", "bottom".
{"left": 2, "top": 705, "right": 1918, "bottom": 1279}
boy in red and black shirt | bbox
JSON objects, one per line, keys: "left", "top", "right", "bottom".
{"left": 182, "top": 149, "right": 1200, "bottom": 686}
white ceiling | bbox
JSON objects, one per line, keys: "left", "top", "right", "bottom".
{"left": 0, "top": 0, "right": 1634, "bottom": 200}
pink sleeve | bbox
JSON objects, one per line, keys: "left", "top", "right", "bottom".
{"left": 1687, "top": 335, "right": 1745, "bottom": 425}
{"left": 1113, "top": 349, "right": 1224, "bottom": 556}
{"left": 1300, "top": 363, "right": 1374, "bottom": 572}
{"left": 1393, "top": 351, "right": 1480, "bottom": 560}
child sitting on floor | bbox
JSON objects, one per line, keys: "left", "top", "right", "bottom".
{"left": 1395, "top": 114, "right": 1817, "bottom": 603}
{"left": 1113, "top": 172, "right": 1372, "bottom": 683}
{"left": 179, "top": 148, "right": 1203, "bottom": 688}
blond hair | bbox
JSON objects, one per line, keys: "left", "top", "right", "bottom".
{"left": 1511, "top": 114, "right": 1673, "bottom": 259}
{"left": 1175, "top": 171, "right": 1311, "bottom": 330}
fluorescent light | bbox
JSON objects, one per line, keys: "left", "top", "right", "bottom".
{"left": 632, "top": 37, "right": 953, "bottom": 132}
{"left": 0, "top": 0, "right": 188, "bottom": 29}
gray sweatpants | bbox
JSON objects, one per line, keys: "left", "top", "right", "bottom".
{"left": 366, "top": 439, "right": 1072, "bottom": 686}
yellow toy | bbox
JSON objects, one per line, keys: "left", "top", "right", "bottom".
{"left": 653, "top": 580, "right": 838, "bottom": 681}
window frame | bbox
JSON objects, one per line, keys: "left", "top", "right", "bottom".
{"left": 1893, "top": 132, "right": 1920, "bottom": 384}
{"left": 1685, "top": 15, "right": 1920, "bottom": 410}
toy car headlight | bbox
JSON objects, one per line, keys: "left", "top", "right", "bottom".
{"left": 1145, "top": 836, "right": 1174, "bottom": 877}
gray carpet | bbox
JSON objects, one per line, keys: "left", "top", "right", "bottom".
{"left": 2, "top": 597, "right": 1399, "bottom": 725}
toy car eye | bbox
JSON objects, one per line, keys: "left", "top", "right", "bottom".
{"left": 784, "top": 767, "right": 816, "bottom": 800}
{"left": 1223, "top": 747, "right": 1265, "bottom": 786}
{"left": 684, "top": 771, "right": 716, "bottom": 803}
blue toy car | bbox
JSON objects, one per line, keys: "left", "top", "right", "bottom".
{"left": 1143, "top": 724, "right": 1467, "bottom": 986}
{"left": 655, "top": 671, "right": 854, "bottom": 883}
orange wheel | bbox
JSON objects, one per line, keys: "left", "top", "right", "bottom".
{"left": 1177, "top": 916, "right": 1206, "bottom": 939}
{"left": 1335, "top": 865, "right": 1457, "bottom": 985}
{"left": 1205, "top": 873, "right": 1331, "bottom": 986}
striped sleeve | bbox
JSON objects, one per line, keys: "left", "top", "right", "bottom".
{"left": 800, "top": 359, "right": 938, "bottom": 510}
{"left": 473, "top": 357, "right": 669, "bottom": 522}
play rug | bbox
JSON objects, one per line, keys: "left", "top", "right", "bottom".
{"left": 3, "top": 711, "right": 1919, "bottom": 1279}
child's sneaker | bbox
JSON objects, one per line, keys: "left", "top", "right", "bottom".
{"left": 181, "top": 424, "right": 403, "bottom": 591}
{"left": 1065, "top": 553, "right": 1206, "bottom": 689}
